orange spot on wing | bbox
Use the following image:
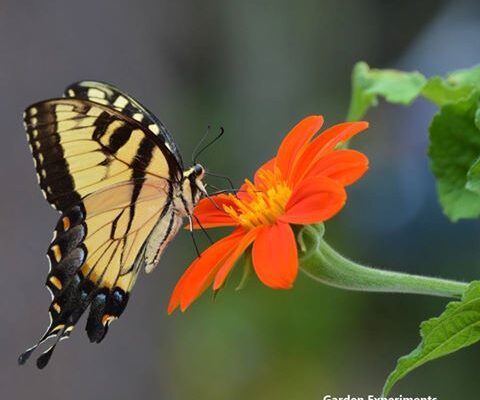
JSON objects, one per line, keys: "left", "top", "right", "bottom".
{"left": 102, "top": 314, "right": 115, "bottom": 326}
{"left": 62, "top": 216, "right": 70, "bottom": 231}
{"left": 51, "top": 245, "right": 62, "bottom": 263}
{"left": 49, "top": 276, "right": 63, "bottom": 290}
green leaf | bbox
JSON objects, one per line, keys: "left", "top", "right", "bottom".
{"left": 421, "top": 76, "right": 475, "bottom": 107}
{"left": 448, "top": 64, "right": 480, "bottom": 89}
{"left": 421, "top": 65, "right": 480, "bottom": 107}
{"left": 428, "top": 93, "right": 480, "bottom": 221}
{"left": 383, "top": 281, "right": 480, "bottom": 396}
{"left": 466, "top": 156, "right": 480, "bottom": 194}
{"left": 475, "top": 108, "right": 480, "bottom": 131}
{"left": 347, "top": 62, "right": 427, "bottom": 121}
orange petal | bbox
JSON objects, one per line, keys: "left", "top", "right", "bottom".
{"left": 281, "top": 176, "right": 346, "bottom": 225}
{"left": 303, "top": 149, "right": 369, "bottom": 186}
{"left": 290, "top": 121, "right": 368, "bottom": 185}
{"left": 254, "top": 158, "right": 275, "bottom": 187}
{"left": 167, "top": 228, "right": 245, "bottom": 313}
{"left": 236, "top": 182, "right": 252, "bottom": 202}
{"left": 252, "top": 222, "right": 298, "bottom": 288}
{"left": 275, "top": 116, "right": 324, "bottom": 180}
{"left": 213, "top": 228, "right": 259, "bottom": 290}
{"left": 192, "top": 195, "right": 237, "bottom": 229}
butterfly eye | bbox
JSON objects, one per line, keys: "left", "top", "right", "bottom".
{"left": 194, "top": 164, "right": 204, "bottom": 177}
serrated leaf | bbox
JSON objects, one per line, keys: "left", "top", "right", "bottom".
{"left": 383, "top": 281, "right": 480, "bottom": 396}
{"left": 428, "top": 93, "right": 480, "bottom": 221}
{"left": 421, "top": 76, "right": 475, "bottom": 107}
{"left": 347, "top": 62, "right": 426, "bottom": 121}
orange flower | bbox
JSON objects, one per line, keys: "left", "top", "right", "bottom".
{"left": 168, "top": 116, "right": 369, "bottom": 313}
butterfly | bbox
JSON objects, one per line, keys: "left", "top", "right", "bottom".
{"left": 19, "top": 81, "right": 208, "bottom": 368}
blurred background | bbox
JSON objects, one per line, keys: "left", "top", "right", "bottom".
{"left": 2, "top": 0, "right": 480, "bottom": 398}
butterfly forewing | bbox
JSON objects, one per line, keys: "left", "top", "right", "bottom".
{"left": 64, "top": 80, "right": 184, "bottom": 168}
{"left": 24, "top": 98, "right": 182, "bottom": 210}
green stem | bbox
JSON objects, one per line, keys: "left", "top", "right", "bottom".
{"left": 345, "top": 62, "right": 368, "bottom": 122}
{"left": 298, "top": 224, "right": 468, "bottom": 299}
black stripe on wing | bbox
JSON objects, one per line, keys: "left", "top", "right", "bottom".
{"left": 24, "top": 98, "right": 183, "bottom": 211}
{"left": 64, "top": 80, "right": 184, "bottom": 169}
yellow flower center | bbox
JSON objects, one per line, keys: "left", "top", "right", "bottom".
{"left": 223, "top": 168, "right": 292, "bottom": 230}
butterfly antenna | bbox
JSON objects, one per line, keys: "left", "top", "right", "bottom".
{"left": 192, "top": 125, "right": 211, "bottom": 164}
{"left": 193, "top": 127, "right": 225, "bottom": 164}
{"left": 205, "top": 171, "right": 235, "bottom": 190}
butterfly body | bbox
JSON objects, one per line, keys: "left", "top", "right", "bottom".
{"left": 19, "top": 81, "right": 206, "bottom": 368}
{"left": 144, "top": 169, "right": 205, "bottom": 274}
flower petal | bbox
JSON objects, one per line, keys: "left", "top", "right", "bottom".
{"left": 213, "top": 228, "right": 259, "bottom": 290}
{"left": 167, "top": 228, "right": 245, "bottom": 313}
{"left": 281, "top": 176, "right": 346, "bottom": 225}
{"left": 236, "top": 181, "right": 252, "bottom": 202}
{"left": 303, "top": 149, "right": 369, "bottom": 186}
{"left": 290, "top": 121, "right": 368, "bottom": 185}
{"left": 192, "top": 195, "right": 237, "bottom": 229}
{"left": 254, "top": 158, "right": 275, "bottom": 187}
{"left": 237, "top": 158, "right": 275, "bottom": 202}
{"left": 252, "top": 222, "right": 298, "bottom": 289}
{"left": 275, "top": 115, "right": 324, "bottom": 180}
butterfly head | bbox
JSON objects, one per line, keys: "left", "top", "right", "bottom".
{"left": 182, "top": 163, "right": 207, "bottom": 212}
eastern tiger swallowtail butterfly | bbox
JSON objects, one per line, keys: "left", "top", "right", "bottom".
{"left": 19, "top": 81, "right": 208, "bottom": 368}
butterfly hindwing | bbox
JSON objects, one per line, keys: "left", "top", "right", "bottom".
{"left": 64, "top": 80, "right": 184, "bottom": 168}
{"left": 24, "top": 98, "right": 182, "bottom": 211}
{"left": 20, "top": 178, "right": 181, "bottom": 367}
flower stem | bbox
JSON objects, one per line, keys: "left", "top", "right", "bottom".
{"left": 297, "top": 224, "right": 468, "bottom": 299}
